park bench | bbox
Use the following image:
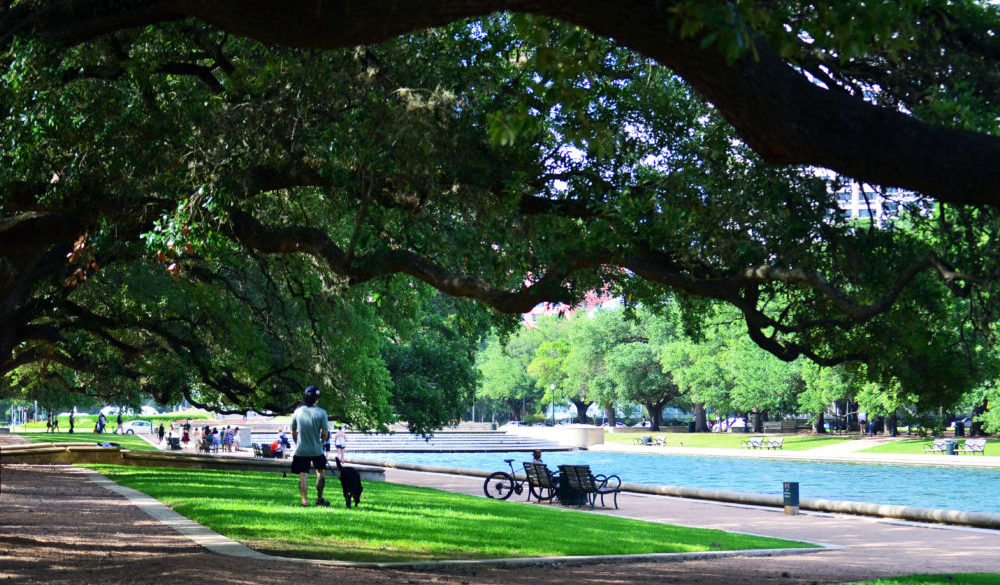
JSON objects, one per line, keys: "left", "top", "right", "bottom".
{"left": 923, "top": 438, "right": 949, "bottom": 454}
{"left": 740, "top": 436, "right": 764, "bottom": 449}
{"left": 764, "top": 437, "right": 784, "bottom": 450}
{"left": 653, "top": 436, "right": 666, "bottom": 447}
{"left": 522, "top": 462, "right": 559, "bottom": 503}
{"left": 633, "top": 435, "right": 652, "bottom": 446}
{"left": 957, "top": 438, "right": 987, "bottom": 455}
{"left": 557, "top": 464, "right": 622, "bottom": 510}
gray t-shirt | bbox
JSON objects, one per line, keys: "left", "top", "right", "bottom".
{"left": 290, "top": 405, "right": 329, "bottom": 457}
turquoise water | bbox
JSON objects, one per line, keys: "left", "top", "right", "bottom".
{"left": 357, "top": 450, "right": 1000, "bottom": 515}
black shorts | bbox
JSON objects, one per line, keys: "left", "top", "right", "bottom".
{"left": 291, "top": 454, "right": 327, "bottom": 474}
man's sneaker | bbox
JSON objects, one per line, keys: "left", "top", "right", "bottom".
{"left": 315, "top": 498, "right": 331, "bottom": 506}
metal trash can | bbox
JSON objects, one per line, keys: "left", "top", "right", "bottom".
{"left": 955, "top": 421, "right": 965, "bottom": 437}
{"left": 945, "top": 439, "right": 958, "bottom": 455}
{"left": 558, "top": 482, "right": 587, "bottom": 506}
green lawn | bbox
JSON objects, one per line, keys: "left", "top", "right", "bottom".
{"left": 22, "top": 411, "right": 212, "bottom": 433}
{"left": 16, "top": 431, "right": 161, "bottom": 451}
{"left": 604, "top": 431, "right": 850, "bottom": 451}
{"left": 860, "top": 438, "right": 993, "bottom": 456}
{"left": 839, "top": 574, "right": 1000, "bottom": 585}
{"left": 91, "top": 465, "right": 812, "bottom": 562}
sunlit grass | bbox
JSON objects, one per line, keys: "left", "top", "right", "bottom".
{"left": 861, "top": 438, "right": 992, "bottom": 456}
{"left": 838, "top": 574, "right": 1000, "bottom": 585}
{"left": 90, "top": 465, "right": 812, "bottom": 562}
{"left": 15, "top": 431, "right": 160, "bottom": 451}
{"left": 604, "top": 431, "right": 850, "bottom": 451}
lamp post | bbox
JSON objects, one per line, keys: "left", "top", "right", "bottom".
{"left": 550, "top": 384, "right": 555, "bottom": 425}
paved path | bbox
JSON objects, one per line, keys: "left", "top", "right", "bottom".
{"left": 4, "top": 433, "right": 1000, "bottom": 584}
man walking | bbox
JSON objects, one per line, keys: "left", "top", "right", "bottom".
{"left": 290, "top": 385, "right": 331, "bottom": 507}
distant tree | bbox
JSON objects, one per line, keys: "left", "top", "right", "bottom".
{"left": 382, "top": 292, "right": 489, "bottom": 435}
{"left": 477, "top": 329, "right": 544, "bottom": 422}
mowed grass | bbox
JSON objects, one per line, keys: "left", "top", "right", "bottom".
{"left": 860, "top": 438, "right": 993, "bottom": 456}
{"left": 604, "top": 431, "right": 850, "bottom": 451}
{"left": 16, "top": 431, "right": 160, "bottom": 451}
{"left": 90, "top": 465, "right": 812, "bottom": 562}
{"left": 839, "top": 574, "right": 1000, "bottom": 585}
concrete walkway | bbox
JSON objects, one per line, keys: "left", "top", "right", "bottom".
{"left": 3, "top": 432, "right": 1000, "bottom": 584}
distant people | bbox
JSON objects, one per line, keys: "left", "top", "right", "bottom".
{"left": 233, "top": 427, "right": 242, "bottom": 451}
{"left": 290, "top": 385, "right": 331, "bottom": 507}
{"left": 279, "top": 431, "right": 292, "bottom": 450}
{"left": 115, "top": 412, "right": 123, "bottom": 434}
{"left": 96, "top": 412, "right": 107, "bottom": 434}
{"left": 334, "top": 425, "right": 347, "bottom": 461}
{"left": 181, "top": 425, "right": 190, "bottom": 449}
{"left": 51, "top": 415, "right": 59, "bottom": 432}
{"left": 532, "top": 450, "right": 543, "bottom": 464}
{"left": 68, "top": 411, "right": 75, "bottom": 434}
{"left": 157, "top": 422, "right": 165, "bottom": 443}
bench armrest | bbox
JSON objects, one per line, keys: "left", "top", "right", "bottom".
{"left": 594, "top": 474, "right": 621, "bottom": 490}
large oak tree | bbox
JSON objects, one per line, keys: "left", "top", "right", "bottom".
{"left": 2, "top": 4, "right": 999, "bottom": 416}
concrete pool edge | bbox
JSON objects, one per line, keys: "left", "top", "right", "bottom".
{"left": 352, "top": 457, "right": 1000, "bottom": 530}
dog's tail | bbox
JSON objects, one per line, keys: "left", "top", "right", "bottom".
{"left": 334, "top": 456, "right": 343, "bottom": 471}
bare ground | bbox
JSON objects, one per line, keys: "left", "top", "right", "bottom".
{"left": 3, "top": 434, "right": 999, "bottom": 585}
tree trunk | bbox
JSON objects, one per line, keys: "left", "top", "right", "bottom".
{"left": 571, "top": 399, "right": 592, "bottom": 424}
{"left": 509, "top": 399, "right": 522, "bottom": 422}
{"left": 693, "top": 402, "right": 707, "bottom": 432}
{"left": 886, "top": 412, "right": 898, "bottom": 436}
{"left": 812, "top": 411, "right": 826, "bottom": 433}
{"left": 751, "top": 409, "right": 764, "bottom": 433}
{"left": 644, "top": 402, "right": 664, "bottom": 432}
{"left": 604, "top": 402, "right": 617, "bottom": 428}
{"left": 970, "top": 397, "right": 988, "bottom": 437}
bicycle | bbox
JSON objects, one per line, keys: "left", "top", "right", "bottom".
{"left": 483, "top": 458, "right": 527, "bottom": 500}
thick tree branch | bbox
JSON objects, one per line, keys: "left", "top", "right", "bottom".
{"left": 7, "top": 1, "right": 1000, "bottom": 206}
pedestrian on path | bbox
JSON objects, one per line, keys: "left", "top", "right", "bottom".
{"left": 334, "top": 425, "right": 347, "bottom": 461}
{"left": 290, "top": 385, "right": 331, "bottom": 507}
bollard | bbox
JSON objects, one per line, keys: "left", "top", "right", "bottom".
{"left": 783, "top": 481, "right": 799, "bottom": 515}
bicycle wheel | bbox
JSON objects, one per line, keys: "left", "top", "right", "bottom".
{"left": 483, "top": 472, "right": 515, "bottom": 500}
{"left": 529, "top": 485, "right": 556, "bottom": 502}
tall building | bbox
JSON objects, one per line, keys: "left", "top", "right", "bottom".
{"left": 835, "top": 182, "right": 922, "bottom": 226}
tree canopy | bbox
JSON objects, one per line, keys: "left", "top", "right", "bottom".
{"left": 3, "top": 3, "right": 1000, "bottom": 420}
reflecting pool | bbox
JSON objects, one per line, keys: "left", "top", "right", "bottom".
{"left": 356, "top": 450, "right": 1000, "bottom": 514}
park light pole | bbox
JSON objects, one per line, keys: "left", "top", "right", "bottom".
{"left": 550, "top": 384, "right": 555, "bottom": 425}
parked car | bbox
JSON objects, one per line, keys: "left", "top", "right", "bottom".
{"left": 121, "top": 420, "right": 152, "bottom": 434}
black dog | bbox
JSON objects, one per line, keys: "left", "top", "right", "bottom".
{"left": 333, "top": 457, "right": 363, "bottom": 508}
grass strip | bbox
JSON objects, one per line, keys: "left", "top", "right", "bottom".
{"left": 839, "top": 574, "right": 1000, "bottom": 585}
{"left": 90, "top": 465, "right": 813, "bottom": 563}
{"left": 16, "top": 431, "right": 160, "bottom": 451}
{"left": 860, "top": 439, "right": 992, "bottom": 456}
